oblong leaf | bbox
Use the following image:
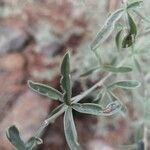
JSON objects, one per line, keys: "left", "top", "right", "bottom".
{"left": 64, "top": 108, "right": 82, "bottom": 150}
{"left": 72, "top": 103, "right": 103, "bottom": 116}
{"left": 107, "top": 91, "right": 127, "bottom": 113}
{"left": 127, "top": 1, "right": 143, "bottom": 10}
{"left": 72, "top": 102, "right": 122, "bottom": 116}
{"left": 109, "top": 80, "right": 141, "bottom": 89}
{"left": 60, "top": 52, "right": 72, "bottom": 105}
{"left": 80, "top": 66, "right": 99, "bottom": 77}
{"left": 103, "top": 65, "right": 132, "bottom": 73}
{"left": 128, "top": 13, "right": 137, "bottom": 36}
{"left": 6, "top": 126, "right": 26, "bottom": 150}
{"left": 28, "top": 80, "right": 63, "bottom": 102}
{"left": 102, "top": 101, "right": 122, "bottom": 116}
{"left": 116, "top": 29, "right": 123, "bottom": 50}
{"left": 91, "top": 9, "right": 124, "bottom": 50}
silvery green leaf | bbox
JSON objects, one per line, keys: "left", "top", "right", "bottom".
{"left": 72, "top": 103, "right": 103, "bottom": 116}
{"left": 103, "top": 65, "right": 132, "bottom": 73}
{"left": 60, "top": 52, "right": 72, "bottom": 105}
{"left": 28, "top": 80, "right": 63, "bottom": 102}
{"left": 26, "top": 137, "right": 43, "bottom": 150}
{"left": 91, "top": 9, "right": 124, "bottom": 50}
{"left": 6, "top": 126, "right": 26, "bottom": 150}
{"left": 127, "top": 1, "right": 143, "bottom": 10}
{"left": 107, "top": 91, "right": 127, "bottom": 113}
{"left": 80, "top": 67, "right": 99, "bottom": 77}
{"left": 72, "top": 102, "right": 122, "bottom": 116}
{"left": 64, "top": 108, "right": 82, "bottom": 150}
{"left": 109, "top": 80, "right": 141, "bottom": 89}
{"left": 115, "top": 29, "right": 123, "bottom": 50}
{"left": 102, "top": 101, "right": 122, "bottom": 116}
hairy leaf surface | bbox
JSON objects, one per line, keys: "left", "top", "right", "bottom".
{"left": 109, "top": 80, "right": 141, "bottom": 89}
{"left": 28, "top": 80, "right": 63, "bottom": 101}
{"left": 61, "top": 52, "right": 72, "bottom": 105}
{"left": 103, "top": 65, "right": 132, "bottom": 73}
{"left": 91, "top": 9, "right": 124, "bottom": 50}
{"left": 64, "top": 108, "right": 81, "bottom": 150}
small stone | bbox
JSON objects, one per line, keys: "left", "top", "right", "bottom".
{"left": 0, "top": 53, "right": 26, "bottom": 71}
{"left": 0, "top": 26, "right": 28, "bottom": 54}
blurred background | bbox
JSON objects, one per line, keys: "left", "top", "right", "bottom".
{"left": 0, "top": 0, "right": 150, "bottom": 150}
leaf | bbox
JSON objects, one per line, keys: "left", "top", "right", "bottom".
{"left": 60, "top": 52, "right": 72, "bottom": 105}
{"left": 102, "top": 101, "right": 122, "bottom": 116}
{"left": 128, "top": 13, "right": 137, "bottom": 36}
{"left": 91, "top": 9, "right": 124, "bottom": 50}
{"left": 72, "top": 103, "right": 103, "bottom": 116}
{"left": 80, "top": 67, "right": 99, "bottom": 77}
{"left": 122, "top": 13, "right": 137, "bottom": 48}
{"left": 103, "top": 65, "right": 132, "bottom": 73}
{"left": 116, "top": 29, "right": 123, "bottom": 50}
{"left": 6, "top": 126, "right": 26, "bottom": 150}
{"left": 64, "top": 108, "right": 81, "bottom": 150}
{"left": 26, "top": 137, "right": 43, "bottom": 150}
{"left": 127, "top": 1, "right": 143, "bottom": 10}
{"left": 109, "top": 80, "right": 141, "bottom": 89}
{"left": 107, "top": 91, "right": 127, "bottom": 113}
{"left": 28, "top": 80, "right": 63, "bottom": 102}
{"left": 72, "top": 102, "right": 122, "bottom": 116}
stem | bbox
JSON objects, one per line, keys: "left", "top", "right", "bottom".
{"left": 71, "top": 57, "right": 127, "bottom": 104}
{"left": 35, "top": 105, "right": 67, "bottom": 138}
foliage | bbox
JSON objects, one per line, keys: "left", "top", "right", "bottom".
{"left": 6, "top": 0, "right": 150, "bottom": 150}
